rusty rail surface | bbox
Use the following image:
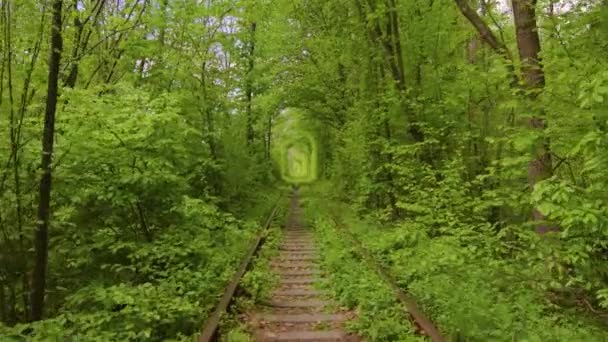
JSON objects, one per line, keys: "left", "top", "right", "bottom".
{"left": 332, "top": 217, "right": 445, "bottom": 342}
{"left": 199, "top": 196, "right": 282, "bottom": 342}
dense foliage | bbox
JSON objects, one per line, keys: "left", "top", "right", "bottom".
{"left": 1, "top": 0, "right": 607, "bottom": 340}
{"left": 281, "top": 0, "right": 608, "bottom": 339}
{"left": 0, "top": 0, "right": 281, "bottom": 339}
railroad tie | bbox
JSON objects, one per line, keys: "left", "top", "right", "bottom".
{"left": 259, "top": 330, "right": 349, "bottom": 341}
{"left": 250, "top": 195, "right": 358, "bottom": 341}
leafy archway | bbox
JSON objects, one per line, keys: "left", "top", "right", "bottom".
{"left": 271, "top": 108, "right": 319, "bottom": 184}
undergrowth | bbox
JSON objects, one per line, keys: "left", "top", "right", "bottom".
{"left": 301, "top": 183, "right": 608, "bottom": 341}
{"left": 220, "top": 198, "right": 287, "bottom": 340}
{"left": 0, "top": 190, "right": 287, "bottom": 341}
{"left": 300, "top": 191, "right": 421, "bottom": 341}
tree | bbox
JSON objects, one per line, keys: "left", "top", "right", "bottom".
{"left": 511, "top": 0, "right": 555, "bottom": 232}
{"left": 454, "top": 0, "right": 553, "bottom": 231}
{"left": 246, "top": 21, "right": 257, "bottom": 147}
{"left": 30, "top": 0, "right": 63, "bottom": 321}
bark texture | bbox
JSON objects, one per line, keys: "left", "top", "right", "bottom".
{"left": 512, "top": 0, "right": 545, "bottom": 89}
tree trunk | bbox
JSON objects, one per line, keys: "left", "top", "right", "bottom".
{"left": 159, "top": 0, "right": 168, "bottom": 46}
{"left": 30, "top": 0, "right": 63, "bottom": 322}
{"left": 201, "top": 62, "right": 217, "bottom": 160}
{"left": 246, "top": 22, "right": 256, "bottom": 147}
{"left": 455, "top": 0, "right": 554, "bottom": 232}
{"left": 512, "top": 0, "right": 545, "bottom": 90}
{"left": 511, "top": 0, "right": 555, "bottom": 233}
{"left": 385, "top": 0, "right": 406, "bottom": 91}
{"left": 64, "top": 0, "right": 83, "bottom": 88}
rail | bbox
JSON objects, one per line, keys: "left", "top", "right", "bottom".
{"left": 198, "top": 195, "right": 282, "bottom": 342}
{"left": 331, "top": 217, "right": 445, "bottom": 342}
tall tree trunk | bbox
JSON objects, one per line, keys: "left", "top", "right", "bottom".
{"left": 30, "top": 0, "right": 63, "bottom": 322}
{"left": 245, "top": 22, "right": 256, "bottom": 148}
{"left": 64, "top": 0, "right": 83, "bottom": 88}
{"left": 364, "top": 0, "right": 422, "bottom": 142}
{"left": 455, "top": 0, "right": 553, "bottom": 231}
{"left": 354, "top": 0, "right": 401, "bottom": 214}
{"left": 159, "top": 0, "right": 168, "bottom": 46}
{"left": 384, "top": 0, "right": 406, "bottom": 91}
{"left": 385, "top": 0, "right": 424, "bottom": 142}
{"left": 511, "top": 0, "right": 554, "bottom": 233}
{"left": 201, "top": 61, "right": 217, "bottom": 160}
{"left": 512, "top": 0, "right": 545, "bottom": 90}
{"left": 4, "top": 0, "right": 39, "bottom": 321}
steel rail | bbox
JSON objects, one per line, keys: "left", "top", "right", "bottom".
{"left": 198, "top": 195, "right": 282, "bottom": 342}
{"left": 331, "top": 217, "right": 445, "bottom": 342}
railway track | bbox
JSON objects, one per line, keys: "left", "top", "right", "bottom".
{"left": 250, "top": 193, "right": 357, "bottom": 341}
{"left": 199, "top": 191, "right": 444, "bottom": 341}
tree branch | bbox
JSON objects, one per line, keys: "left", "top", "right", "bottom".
{"left": 453, "top": 0, "right": 519, "bottom": 86}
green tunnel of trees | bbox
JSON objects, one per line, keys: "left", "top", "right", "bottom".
{"left": 1, "top": 0, "right": 608, "bottom": 340}
{"left": 283, "top": 141, "right": 313, "bottom": 182}
{"left": 272, "top": 109, "right": 319, "bottom": 184}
